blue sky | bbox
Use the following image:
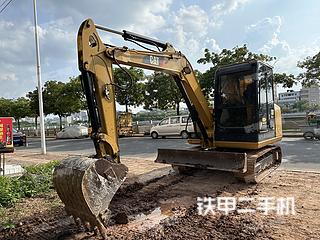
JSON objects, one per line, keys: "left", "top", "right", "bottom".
{"left": 0, "top": 0, "right": 319, "bottom": 103}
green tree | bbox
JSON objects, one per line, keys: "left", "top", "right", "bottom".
{"left": 26, "top": 88, "right": 40, "bottom": 129}
{"left": 197, "top": 45, "right": 276, "bottom": 97}
{"left": 308, "top": 103, "right": 320, "bottom": 112}
{"left": 0, "top": 98, "right": 13, "bottom": 117}
{"left": 43, "top": 79, "right": 83, "bottom": 130}
{"left": 194, "top": 69, "right": 213, "bottom": 99}
{"left": 279, "top": 105, "right": 294, "bottom": 114}
{"left": 292, "top": 100, "right": 309, "bottom": 112}
{"left": 11, "top": 97, "right": 31, "bottom": 130}
{"left": 114, "top": 67, "right": 145, "bottom": 112}
{"left": 66, "top": 76, "right": 86, "bottom": 111}
{"left": 273, "top": 73, "right": 296, "bottom": 88}
{"left": 144, "top": 72, "right": 183, "bottom": 115}
{"left": 297, "top": 51, "right": 320, "bottom": 86}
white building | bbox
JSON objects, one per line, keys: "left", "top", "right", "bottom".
{"left": 71, "top": 110, "right": 88, "bottom": 122}
{"left": 300, "top": 85, "right": 320, "bottom": 105}
{"left": 278, "top": 90, "right": 300, "bottom": 106}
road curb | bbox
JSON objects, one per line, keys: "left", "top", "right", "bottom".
{"left": 282, "top": 134, "right": 302, "bottom": 138}
{"left": 280, "top": 169, "right": 320, "bottom": 174}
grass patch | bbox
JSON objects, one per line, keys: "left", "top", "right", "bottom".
{"left": 0, "top": 161, "right": 60, "bottom": 208}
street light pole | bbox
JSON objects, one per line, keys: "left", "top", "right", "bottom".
{"left": 33, "top": 0, "right": 46, "bottom": 154}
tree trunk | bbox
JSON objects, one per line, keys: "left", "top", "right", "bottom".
{"left": 17, "top": 118, "right": 20, "bottom": 130}
{"left": 35, "top": 116, "right": 38, "bottom": 130}
{"left": 176, "top": 101, "right": 180, "bottom": 115}
{"left": 125, "top": 97, "right": 129, "bottom": 112}
{"left": 59, "top": 115, "right": 63, "bottom": 131}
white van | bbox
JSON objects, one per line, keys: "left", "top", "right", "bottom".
{"left": 150, "top": 115, "right": 194, "bottom": 139}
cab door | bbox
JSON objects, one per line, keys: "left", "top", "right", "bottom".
{"left": 166, "top": 117, "right": 181, "bottom": 136}
{"left": 258, "top": 63, "right": 275, "bottom": 141}
{"left": 157, "top": 118, "right": 170, "bottom": 136}
{"left": 182, "top": 116, "right": 194, "bottom": 133}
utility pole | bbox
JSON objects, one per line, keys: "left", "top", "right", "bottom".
{"left": 33, "top": 0, "right": 46, "bottom": 154}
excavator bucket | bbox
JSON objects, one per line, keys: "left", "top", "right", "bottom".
{"left": 53, "top": 156, "right": 128, "bottom": 237}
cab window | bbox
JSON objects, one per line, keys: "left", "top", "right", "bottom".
{"left": 159, "top": 118, "right": 169, "bottom": 125}
{"left": 182, "top": 116, "right": 189, "bottom": 123}
{"left": 170, "top": 117, "right": 180, "bottom": 124}
{"left": 217, "top": 71, "right": 257, "bottom": 128}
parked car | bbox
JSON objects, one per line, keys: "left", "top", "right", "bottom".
{"left": 13, "top": 129, "right": 26, "bottom": 146}
{"left": 150, "top": 115, "right": 194, "bottom": 139}
{"left": 300, "top": 113, "right": 320, "bottom": 140}
{"left": 56, "top": 126, "right": 89, "bottom": 139}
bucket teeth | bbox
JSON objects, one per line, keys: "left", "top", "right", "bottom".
{"left": 85, "top": 221, "right": 95, "bottom": 232}
{"left": 53, "top": 156, "right": 128, "bottom": 239}
{"left": 73, "top": 216, "right": 81, "bottom": 227}
{"left": 93, "top": 226, "right": 99, "bottom": 235}
{"left": 72, "top": 215, "right": 106, "bottom": 238}
{"left": 79, "top": 219, "right": 86, "bottom": 232}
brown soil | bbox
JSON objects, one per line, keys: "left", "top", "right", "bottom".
{"left": 1, "top": 169, "right": 319, "bottom": 240}
{"left": 5, "top": 150, "right": 69, "bottom": 166}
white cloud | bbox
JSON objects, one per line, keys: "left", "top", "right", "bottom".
{"left": 275, "top": 39, "right": 320, "bottom": 75}
{"left": 246, "top": 16, "right": 289, "bottom": 55}
{"left": 40, "top": 17, "right": 76, "bottom": 65}
{"left": 174, "top": 5, "right": 210, "bottom": 37}
{"left": 0, "top": 18, "right": 78, "bottom": 98}
{"left": 275, "top": 41, "right": 320, "bottom": 92}
{"left": 0, "top": 71, "right": 16, "bottom": 82}
{"left": 0, "top": 20, "right": 36, "bottom": 98}
{"left": 0, "top": 1, "right": 176, "bottom": 98}
{"left": 245, "top": 16, "right": 320, "bottom": 78}
{"left": 160, "top": 4, "right": 221, "bottom": 72}
{"left": 212, "top": 0, "right": 249, "bottom": 16}
{"left": 248, "top": 16, "right": 282, "bottom": 36}
{"left": 43, "top": 0, "right": 172, "bottom": 35}
{"left": 206, "top": 39, "right": 221, "bottom": 53}
{"left": 0, "top": 21, "right": 35, "bottom": 65}
{"left": 209, "top": 0, "right": 250, "bottom": 30}
{"left": 162, "top": 4, "right": 211, "bottom": 52}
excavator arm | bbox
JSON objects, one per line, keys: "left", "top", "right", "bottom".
{"left": 78, "top": 19, "right": 214, "bottom": 159}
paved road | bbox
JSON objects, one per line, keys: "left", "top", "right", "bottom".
{"left": 279, "top": 137, "right": 320, "bottom": 171}
{"left": 20, "top": 137, "right": 190, "bottom": 159}
{"left": 17, "top": 137, "right": 320, "bottom": 171}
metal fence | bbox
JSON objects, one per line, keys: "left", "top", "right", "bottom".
{"left": 20, "top": 121, "right": 160, "bottom": 137}
{"left": 282, "top": 113, "right": 311, "bottom": 131}
{"left": 19, "top": 114, "right": 311, "bottom": 137}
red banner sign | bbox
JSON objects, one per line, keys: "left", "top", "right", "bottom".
{"left": 0, "top": 117, "right": 14, "bottom": 153}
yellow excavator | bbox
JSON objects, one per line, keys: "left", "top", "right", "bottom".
{"left": 53, "top": 19, "right": 282, "bottom": 238}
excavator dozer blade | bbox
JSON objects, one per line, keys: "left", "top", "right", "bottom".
{"left": 53, "top": 156, "right": 128, "bottom": 237}
{"left": 155, "top": 148, "right": 247, "bottom": 173}
{"left": 155, "top": 146, "right": 282, "bottom": 183}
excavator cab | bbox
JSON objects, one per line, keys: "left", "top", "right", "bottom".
{"left": 214, "top": 61, "right": 282, "bottom": 148}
